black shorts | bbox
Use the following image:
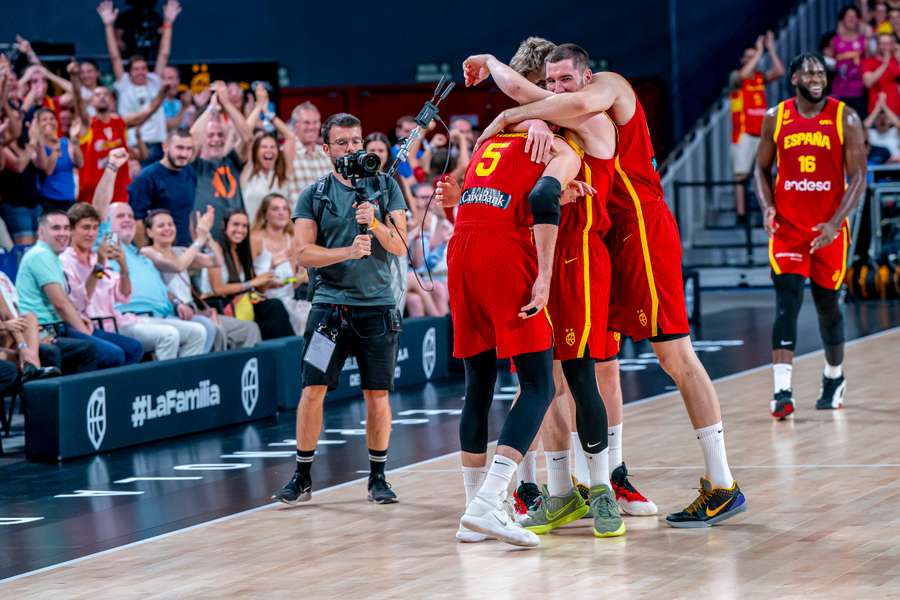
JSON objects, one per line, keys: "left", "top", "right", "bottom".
{"left": 301, "top": 304, "right": 401, "bottom": 391}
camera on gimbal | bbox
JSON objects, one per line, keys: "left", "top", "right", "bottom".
{"left": 334, "top": 150, "right": 381, "bottom": 180}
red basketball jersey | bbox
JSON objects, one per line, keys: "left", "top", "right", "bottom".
{"left": 559, "top": 134, "right": 613, "bottom": 236}
{"left": 730, "top": 72, "right": 767, "bottom": 142}
{"left": 78, "top": 115, "right": 131, "bottom": 203}
{"left": 458, "top": 133, "right": 547, "bottom": 228}
{"left": 609, "top": 98, "right": 665, "bottom": 216}
{"left": 773, "top": 97, "right": 846, "bottom": 235}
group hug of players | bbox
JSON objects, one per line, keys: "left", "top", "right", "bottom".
{"left": 440, "top": 40, "right": 863, "bottom": 548}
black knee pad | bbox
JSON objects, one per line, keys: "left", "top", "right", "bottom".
{"left": 459, "top": 350, "right": 497, "bottom": 453}
{"left": 811, "top": 282, "right": 845, "bottom": 346}
{"left": 497, "top": 349, "right": 554, "bottom": 455}
{"left": 561, "top": 357, "right": 608, "bottom": 452}
{"left": 772, "top": 274, "right": 805, "bottom": 352}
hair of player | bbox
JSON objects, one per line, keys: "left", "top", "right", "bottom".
{"left": 788, "top": 52, "right": 826, "bottom": 78}
{"left": 321, "top": 112, "right": 361, "bottom": 144}
{"left": 509, "top": 36, "right": 557, "bottom": 76}
{"left": 545, "top": 43, "right": 591, "bottom": 72}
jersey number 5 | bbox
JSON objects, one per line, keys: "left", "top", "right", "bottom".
{"left": 475, "top": 142, "right": 511, "bottom": 177}
{"left": 798, "top": 155, "right": 816, "bottom": 173}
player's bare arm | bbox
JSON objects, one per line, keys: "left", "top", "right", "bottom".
{"left": 464, "top": 54, "right": 552, "bottom": 104}
{"left": 810, "top": 107, "right": 867, "bottom": 253}
{"left": 754, "top": 107, "right": 779, "bottom": 237}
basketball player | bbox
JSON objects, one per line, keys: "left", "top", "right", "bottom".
{"left": 441, "top": 120, "right": 581, "bottom": 548}
{"left": 472, "top": 42, "right": 746, "bottom": 528}
{"left": 754, "top": 52, "right": 866, "bottom": 419}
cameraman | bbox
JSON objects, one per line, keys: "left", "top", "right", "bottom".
{"left": 273, "top": 113, "right": 408, "bottom": 506}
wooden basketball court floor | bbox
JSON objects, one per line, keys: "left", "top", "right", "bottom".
{"left": 3, "top": 329, "right": 900, "bottom": 598}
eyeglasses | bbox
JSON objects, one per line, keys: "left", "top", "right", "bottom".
{"left": 329, "top": 138, "right": 363, "bottom": 148}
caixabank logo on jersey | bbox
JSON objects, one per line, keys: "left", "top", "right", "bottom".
{"left": 26, "top": 345, "right": 280, "bottom": 461}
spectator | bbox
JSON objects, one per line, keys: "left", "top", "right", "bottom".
{"left": 16, "top": 210, "right": 143, "bottom": 367}
{"left": 161, "top": 66, "right": 194, "bottom": 132}
{"left": 286, "top": 101, "right": 332, "bottom": 199}
{"left": 0, "top": 278, "right": 60, "bottom": 380}
{"left": 871, "top": 2, "right": 893, "bottom": 35}
{"left": 730, "top": 31, "right": 783, "bottom": 221}
{"left": 391, "top": 114, "right": 429, "bottom": 186}
{"left": 830, "top": 5, "right": 869, "bottom": 117}
{"left": 243, "top": 85, "right": 296, "bottom": 222}
{"left": 251, "top": 193, "right": 310, "bottom": 334}
{"left": 0, "top": 112, "right": 44, "bottom": 245}
{"left": 92, "top": 147, "right": 209, "bottom": 354}
{"left": 62, "top": 201, "right": 204, "bottom": 361}
{"left": 78, "top": 60, "right": 101, "bottom": 116}
{"left": 142, "top": 206, "right": 261, "bottom": 350}
{"left": 190, "top": 81, "right": 252, "bottom": 240}
{"left": 891, "top": 7, "right": 900, "bottom": 37}
{"left": 207, "top": 209, "right": 294, "bottom": 340}
{"left": 128, "top": 127, "right": 197, "bottom": 246}
{"left": 404, "top": 183, "right": 450, "bottom": 317}
{"left": 34, "top": 107, "right": 84, "bottom": 213}
{"left": 863, "top": 32, "right": 900, "bottom": 115}
{"left": 865, "top": 91, "right": 900, "bottom": 161}
{"left": 0, "top": 270, "right": 96, "bottom": 374}
{"left": 99, "top": 0, "right": 182, "bottom": 164}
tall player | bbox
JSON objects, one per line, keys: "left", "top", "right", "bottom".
{"left": 472, "top": 42, "right": 746, "bottom": 527}
{"left": 754, "top": 52, "right": 866, "bottom": 419}
{"left": 443, "top": 121, "right": 582, "bottom": 548}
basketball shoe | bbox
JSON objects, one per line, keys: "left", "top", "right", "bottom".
{"left": 455, "top": 524, "right": 488, "bottom": 543}
{"left": 519, "top": 485, "right": 588, "bottom": 534}
{"left": 512, "top": 481, "right": 542, "bottom": 515}
{"left": 771, "top": 389, "right": 795, "bottom": 420}
{"left": 611, "top": 463, "right": 658, "bottom": 516}
{"left": 665, "top": 477, "right": 747, "bottom": 528}
{"left": 367, "top": 474, "right": 398, "bottom": 504}
{"left": 272, "top": 472, "right": 312, "bottom": 505}
{"left": 815, "top": 375, "right": 846, "bottom": 410}
{"left": 590, "top": 484, "right": 626, "bottom": 537}
{"left": 461, "top": 493, "right": 540, "bottom": 548}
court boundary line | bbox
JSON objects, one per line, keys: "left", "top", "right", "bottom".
{"left": 2, "top": 325, "right": 897, "bottom": 585}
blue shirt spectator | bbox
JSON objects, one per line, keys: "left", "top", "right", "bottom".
{"left": 41, "top": 138, "right": 78, "bottom": 209}
{"left": 99, "top": 219, "right": 174, "bottom": 318}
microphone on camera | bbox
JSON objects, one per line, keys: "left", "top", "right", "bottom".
{"left": 387, "top": 76, "right": 455, "bottom": 178}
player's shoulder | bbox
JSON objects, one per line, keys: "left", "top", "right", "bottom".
{"left": 835, "top": 98, "right": 861, "bottom": 124}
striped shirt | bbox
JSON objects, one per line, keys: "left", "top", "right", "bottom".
{"left": 287, "top": 144, "right": 333, "bottom": 200}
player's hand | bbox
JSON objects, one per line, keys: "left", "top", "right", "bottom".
{"left": 810, "top": 221, "right": 840, "bottom": 254}
{"left": 561, "top": 180, "right": 597, "bottom": 205}
{"left": 519, "top": 275, "right": 550, "bottom": 319}
{"left": 354, "top": 201, "right": 375, "bottom": 228}
{"left": 348, "top": 235, "right": 372, "bottom": 259}
{"left": 764, "top": 206, "right": 779, "bottom": 237}
{"left": 523, "top": 119, "right": 554, "bottom": 164}
{"left": 475, "top": 111, "right": 509, "bottom": 149}
{"left": 463, "top": 54, "right": 494, "bottom": 87}
{"left": 435, "top": 175, "right": 461, "bottom": 208}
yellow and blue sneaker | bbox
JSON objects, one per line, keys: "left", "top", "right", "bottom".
{"left": 665, "top": 477, "right": 747, "bottom": 528}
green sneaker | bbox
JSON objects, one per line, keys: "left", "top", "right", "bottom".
{"left": 520, "top": 485, "right": 589, "bottom": 534}
{"left": 590, "top": 484, "right": 626, "bottom": 538}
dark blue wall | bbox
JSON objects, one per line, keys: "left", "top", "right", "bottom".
{"left": 1, "top": 0, "right": 799, "bottom": 148}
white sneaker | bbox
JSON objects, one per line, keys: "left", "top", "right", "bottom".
{"left": 455, "top": 523, "right": 488, "bottom": 543}
{"left": 460, "top": 494, "right": 540, "bottom": 548}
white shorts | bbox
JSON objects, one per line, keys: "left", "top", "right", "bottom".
{"left": 731, "top": 134, "right": 760, "bottom": 177}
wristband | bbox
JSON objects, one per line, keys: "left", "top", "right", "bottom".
{"left": 17, "top": 342, "right": 28, "bottom": 350}
{"left": 369, "top": 219, "right": 379, "bottom": 232}
{"left": 106, "top": 163, "right": 119, "bottom": 173}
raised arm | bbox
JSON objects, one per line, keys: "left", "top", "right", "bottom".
{"left": 211, "top": 81, "right": 251, "bottom": 161}
{"left": 764, "top": 32, "right": 785, "bottom": 82}
{"left": 811, "top": 107, "right": 867, "bottom": 252}
{"left": 123, "top": 83, "right": 168, "bottom": 128}
{"left": 97, "top": 1, "right": 125, "bottom": 82}
{"left": 154, "top": 0, "right": 181, "bottom": 75}
{"left": 190, "top": 94, "right": 217, "bottom": 151}
{"left": 738, "top": 36, "right": 765, "bottom": 81}
{"left": 753, "top": 109, "right": 779, "bottom": 237}
{"left": 92, "top": 147, "right": 129, "bottom": 219}
{"left": 464, "top": 54, "right": 551, "bottom": 104}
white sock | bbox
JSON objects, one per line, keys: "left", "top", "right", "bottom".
{"left": 516, "top": 450, "right": 538, "bottom": 485}
{"left": 571, "top": 432, "right": 590, "bottom": 484}
{"left": 545, "top": 450, "right": 573, "bottom": 496}
{"left": 585, "top": 447, "right": 612, "bottom": 491}
{"left": 695, "top": 422, "right": 734, "bottom": 489}
{"left": 462, "top": 466, "right": 486, "bottom": 507}
{"left": 478, "top": 454, "right": 517, "bottom": 500}
{"left": 823, "top": 361, "right": 842, "bottom": 379}
{"left": 607, "top": 423, "right": 623, "bottom": 471}
{"left": 773, "top": 363, "right": 792, "bottom": 393}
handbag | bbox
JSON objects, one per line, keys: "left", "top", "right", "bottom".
{"left": 223, "top": 291, "right": 262, "bottom": 321}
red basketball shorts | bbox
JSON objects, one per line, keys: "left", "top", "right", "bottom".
{"left": 448, "top": 225, "right": 553, "bottom": 359}
{"left": 547, "top": 231, "right": 611, "bottom": 361}
{"left": 768, "top": 220, "right": 849, "bottom": 289}
{"left": 606, "top": 207, "right": 690, "bottom": 342}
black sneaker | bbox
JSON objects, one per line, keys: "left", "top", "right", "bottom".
{"left": 815, "top": 375, "right": 846, "bottom": 410}
{"left": 770, "top": 389, "right": 795, "bottom": 420}
{"left": 512, "top": 481, "right": 542, "bottom": 515}
{"left": 665, "top": 477, "right": 747, "bottom": 528}
{"left": 367, "top": 474, "right": 398, "bottom": 504}
{"left": 272, "top": 472, "right": 312, "bottom": 505}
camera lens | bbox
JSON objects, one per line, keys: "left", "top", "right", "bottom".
{"left": 360, "top": 152, "right": 381, "bottom": 175}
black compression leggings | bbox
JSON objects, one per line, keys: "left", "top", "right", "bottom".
{"left": 561, "top": 356, "right": 608, "bottom": 453}
{"left": 459, "top": 348, "right": 555, "bottom": 455}
{"left": 811, "top": 281, "right": 844, "bottom": 365}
